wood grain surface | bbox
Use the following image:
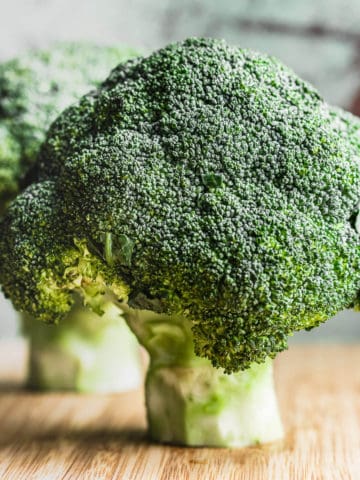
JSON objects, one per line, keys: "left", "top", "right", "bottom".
{"left": 0, "top": 340, "right": 359, "bottom": 479}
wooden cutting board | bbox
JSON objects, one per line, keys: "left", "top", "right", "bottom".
{"left": 0, "top": 340, "right": 359, "bottom": 479}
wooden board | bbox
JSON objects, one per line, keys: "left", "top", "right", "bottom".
{"left": 0, "top": 341, "right": 359, "bottom": 479}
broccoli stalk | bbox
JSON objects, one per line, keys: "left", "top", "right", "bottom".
{"left": 126, "top": 309, "right": 282, "bottom": 446}
{"left": 24, "top": 300, "right": 142, "bottom": 393}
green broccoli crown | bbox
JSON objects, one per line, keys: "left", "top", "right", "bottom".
{"left": 2, "top": 37, "right": 360, "bottom": 373}
{"left": 0, "top": 42, "right": 139, "bottom": 207}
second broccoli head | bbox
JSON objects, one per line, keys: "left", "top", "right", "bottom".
{"left": 1, "top": 38, "right": 360, "bottom": 373}
{"left": 0, "top": 42, "right": 139, "bottom": 207}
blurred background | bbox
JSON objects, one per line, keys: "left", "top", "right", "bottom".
{"left": 0, "top": 0, "right": 359, "bottom": 342}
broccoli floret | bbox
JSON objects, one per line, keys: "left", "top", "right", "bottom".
{"left": 0, "top": 42, "right": 143, "bottom": 393}
{"left": 329, "top": 106, "right": 360, "bottom": 159}
{"left": 1, "top": 37, "right": 360, "bottom": 446}
{"left": 1, "top": 180, "right": 128, "bottom": 320}
{"left": 0, "top": 42, "right": 139, "bottom": 207}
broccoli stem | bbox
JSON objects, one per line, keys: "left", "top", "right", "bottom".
{"left": 125, "top": 310, "right": 283, "bottom": 447}
{"left": 23, "top": 300, "right": 143, "bottom": 393}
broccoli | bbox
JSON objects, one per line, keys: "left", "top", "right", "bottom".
{"left": 24, "top": 299, "right": 142, "bottom": 393}
{"left": 0, "top": 42, "right": 143, "bottom": 393}
{"left": 0, "top": 41, "right": 139, "bottom": 207}
{"left": 1, "top": 37, "right": 360, "bottom": 446}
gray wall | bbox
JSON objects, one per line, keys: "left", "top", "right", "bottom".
{"left": 1, "top": 0, "right": 360, "bottom": 341}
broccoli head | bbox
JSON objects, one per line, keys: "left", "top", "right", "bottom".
{"left": 0, "top": 42, "right": 139, "bottom": 207}
{"left": 1, "top": 38, "right": 360, "bottom": 377}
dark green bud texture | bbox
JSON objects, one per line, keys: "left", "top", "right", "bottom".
{"left": 2, "top": 38, "right": 360, "bottom": 372}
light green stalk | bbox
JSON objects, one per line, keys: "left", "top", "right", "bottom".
{"left": 23, "top": 301, "right": 143, "bottom": 393}
{"left": 125, "top": 309, "right": 283, "bottom": 447}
